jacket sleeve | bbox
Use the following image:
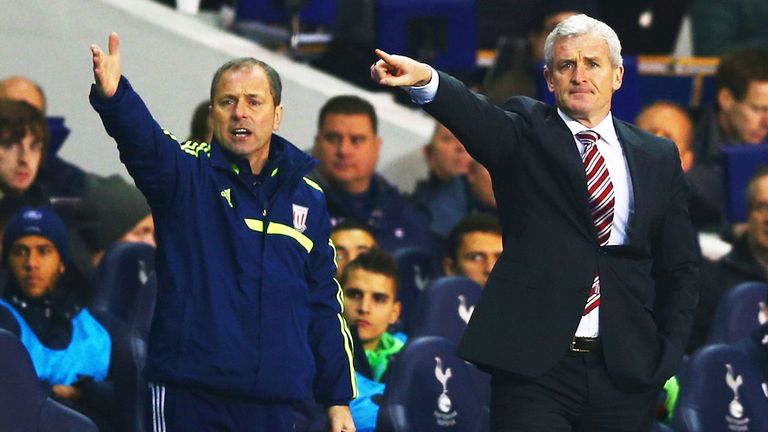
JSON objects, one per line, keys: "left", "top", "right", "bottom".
{"left": 305, "top": 193, "right": 357, "bottom": 405}
{"left": 89, "top": 76, "right": 191, "bottom": 213}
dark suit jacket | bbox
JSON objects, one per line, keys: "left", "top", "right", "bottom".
{"left": 423, "top": 72, "right": 700, "bottom": 392}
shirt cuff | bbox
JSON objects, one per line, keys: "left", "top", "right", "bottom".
{"left": 403, "top": 66, "right": 439, "bottom": 105}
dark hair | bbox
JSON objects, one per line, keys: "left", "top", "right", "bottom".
{"left": 445, "top": 214, "right": 502, "bottom": 261}
{"left": 716, "top": 47, "right": 768, "bottom": 101}
{"left": 210, "top": 58, "right": 282, "bottom": 106}
{"left": 189, "top": 100, "right": 211, "bottom": 142}
{"left": 745, "top": 165, "right": 768, "bottom": 211}
{"left": 318, "top": 95, "right": 378, "bottom": 133}
{"left": 331, "top": 218, "right": 376, "bottom": 238}
{"left": 0, "top": 99, "right": 48, "bottom": 155}
{"left": 339, "top": 248, "right": 399, "bottom": 298}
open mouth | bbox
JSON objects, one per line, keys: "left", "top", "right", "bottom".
{"left": 231, "top": 128, "right": 252, "bottom": 138}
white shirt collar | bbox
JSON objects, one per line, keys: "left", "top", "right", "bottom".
{"left": 557, "top": 108, "right": 620, "bottom": 148}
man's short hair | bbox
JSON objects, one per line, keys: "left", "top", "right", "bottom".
{"left": 544, "top": 14, "right": 623, "bottom": 70}
{"left": 445, "top": 214, "right": 502, "bottom": 261}
{"left": 331, "top": 218, "right": 376, "bottom": 237}
{"left": 318, "top": 95, "right": 378, "bottom": 133}
{"left": 0, "top": 99, "right": 48, "bottom": 153}
{"left": 339, "top": 248, "right": 399, "bottom": 299}
{"left": 210, "top": 58, "right": 282, "bottom": 106}
{"left": 716, "top": 47, "right": 768, "bottom": 102}
{"left": 745, "top": 166, "right": 768, "bottom": 211}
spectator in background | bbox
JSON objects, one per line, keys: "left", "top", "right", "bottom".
{"left": 466, "top": 160, "right": 497, "bottom": 215}
{"left": 443, "top": 214, "right": 503, "bottom": 288}
{"left": 691, "top": 47, "right": 768, "bottom": 229}
{"left": 340, "top": 249, "right": 403, "bottom": 432}
{"left": 690, "top": 0, "right": 768, "bottom": 56}
{"left": 0, "top": 99, "right": 49, "bottom": 234}
{"left": 331, "top": 219, "right": 377, "bottom": 277}
{"left": 0, "top": 75, "right": 88, "bottom": 199}
{"left": 688, "top": 169, "right": 768, "bottom": 353}
{"left": 188, "top": 99, "right": 213, "bottom": 143}
{"left": 311, "top": 95, "right": 430, "bottom": 252}
{"left": 411, "top": 121, "right": 473, "bottom": 238}
{"left": 635, "top": 101, "right": 719, "bottom": 229}
{"left": 0, "top": 206, "right": 113, "bottom": 428}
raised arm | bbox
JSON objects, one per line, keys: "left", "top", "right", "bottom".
{"left": 91, "top": 32, "right": 122, "bottom": 98}
{"left": 370, "top": 49, "right": 432, "bottom": 88}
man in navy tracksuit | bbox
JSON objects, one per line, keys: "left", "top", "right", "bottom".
{"left": 89, "top": 33, "right": 357, "bottom": 431}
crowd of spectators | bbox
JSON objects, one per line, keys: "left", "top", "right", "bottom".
{"left": 2, "top": 0, "right": 768, "bottom": 430}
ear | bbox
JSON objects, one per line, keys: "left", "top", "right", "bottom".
{"left": 272, "top": 105, "right": 284, "bottom": 131}
{"left": 612, "top": 65, "right": 624, "bottom": 91}
{"left": 680, "top": 149, "right": 695, "bottom": 173}
{"left": 59, "top": 263, "right": 65, "bottom": 274}
{"left": 718, "top": 88, "right": 736, "bottom": 111}
{"left": 544, "top": 67, "right": 555, "bottom": 93}
{"left": 389, "top": 301, "right": 402, "bottom": 324}
{"left": 443, "top": 257, "right": 456, "bottom": 275}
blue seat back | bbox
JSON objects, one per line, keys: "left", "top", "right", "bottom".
{"left": 672, "top": 344, "right": 768, "bottom": 432}
{"left": 392, "top": 246, "right": 435, "bottom": 332}
{"left": 707, "top": 282, "right": 768, "bottom": 345}
{"left": 409, "top": 276, "right": 482, "bottom": 343}
{"left": 377, "top": 336, "right": 490, "bottom": 432}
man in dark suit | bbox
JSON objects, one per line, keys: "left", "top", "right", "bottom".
{"left": 371, "top": 14, "right": 699, "bottom": 431}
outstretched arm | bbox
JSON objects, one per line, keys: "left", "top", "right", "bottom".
{"left": 91, "top": 32, "right": 122, "bottom": 98}
{"left": 370, "top": 49, "right": 433, "bottom": 88}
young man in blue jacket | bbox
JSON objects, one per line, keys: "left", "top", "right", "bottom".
{"left": 90, "top": 33, "right": 356, "bottom": 431}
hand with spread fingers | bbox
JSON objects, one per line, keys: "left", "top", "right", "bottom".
{"left": 90, "top": 32, "right": 122, "bottom": 98}
{"left": 369, "top": 48, "right": 433, "bottom": 88}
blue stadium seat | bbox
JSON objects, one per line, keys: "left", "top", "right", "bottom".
{"left": 409, "top": 276, "right": 482, "bottom": 343}
{"left": 376, "top": 336, "right": 490, "bottom": 432}
{"left": 392, "top": 246, "right": 435, "bottom": 332}
{"left": 721, "top": 144, "right": 768, "bottom": 223}
{"left": 0, "top": 329, "right": 98, "bottom": 432}
{"left": 671, "top": 344, "right": 768, "bottom": 432}
{"left": 89, "top": 242, "right": 156, "bottom": 333}
{"left": 707, "top": 282, "right": 768, "bottom": 345}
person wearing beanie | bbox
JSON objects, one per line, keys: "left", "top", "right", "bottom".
{"left": 0, "top": 206, "right": 114, "bottom": 428}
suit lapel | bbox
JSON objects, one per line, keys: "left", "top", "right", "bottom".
{"left": 613, "top": 119, "right": 648, "bottom": 246}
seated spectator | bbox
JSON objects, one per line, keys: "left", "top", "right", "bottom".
{"left": 0, "top": 206, "right": 112, "bottom": 427}
{"left": 411, "top": 122, "right": 474, "bottom": 239}
{"left": 443, "top": 214, "right": 503, "bottom": 288}
{"left": 0, "top": 75, "right": 87, "bottom": 198}
{"left": 311, "top": 95, "right": 430, "bottom": 252}
{"left": 689, "top": 169, "right": 768, "bottom": 353}
{"left": 0, "top": 99, "right": 49, "bottom": 234}
{"left": 340, "top": 248, "right": 403, "bottom": 431}
{"left": 636, "top": 101, "right": 717, "bottom": 229}
{"left": 331, "top": 219, "right": 377, "bottom": 277}
{"left": 691, "top": 47, "right": 768, "bottom": 228}
{"left": 466, "top": 159, "right": 498, "bottom": 215}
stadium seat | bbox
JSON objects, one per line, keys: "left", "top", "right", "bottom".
{"left": 110, "top": 271, "right": 157, "bottom": 432}
{"left": 376, "top": 336, "right": 490, "bottom": 432}
{"left": 89, "top": 242, "right": 156, "bottom": 333}
{"left": 409, "top": 276, "right": 482, "bottom": 343}
{"left": 707, "top": 282, "right": 768, "bottom": 345}
{"left": 671, "top": 343, "right": 768, "bottom": 432}
{"left": 392, "top": 246, "right": 435, "bottom": 332}
{"left": 0, "top": 329, "right": 98, "bottom": 432}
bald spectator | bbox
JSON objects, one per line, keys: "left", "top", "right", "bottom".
{"left": 443, "top": 214, "right": 503, "bottom": 288}
{"left": 0, "top": 75, "right": 87, "bottom": 198}
{"left": 411, "top": 122, "right": 473, "bottom": 238}
{"left": 311, "top": 95, "right": 430, "bottom": 252}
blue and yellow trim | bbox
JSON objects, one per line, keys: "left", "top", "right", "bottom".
{"left": 244, "top": 218, "right": 314, "bottom": 253}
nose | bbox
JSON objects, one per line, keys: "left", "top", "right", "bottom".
{"left": 25, "top": 252, "right": 39, "bottom": 270}
{"left": 17, "top": 145, "right": 32, "bottom": 166}
{"left": 486, "top": 256, "right": 499, "bottom": 274}
{"left": 336, "top": 138, "right": 353, "bottom": 157}
{"left": 231, "top": 100, "right": 246, "bottom": 119}
{"left": 358, "top": 296, "right": 371, "bottom": 314}
{"left": 571, "top": 63, "right": 587, "bottom": 83}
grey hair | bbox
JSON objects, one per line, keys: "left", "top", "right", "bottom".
{"left": 543, "top": 14, "right": 623, "bottom": 71}
{"left": 210, "top": 58, "right": 282, "bottom": 106}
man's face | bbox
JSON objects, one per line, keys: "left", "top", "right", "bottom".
{"left": 210, "top": 66, "right": 283, "bottom": 168}
{"left": 343, "top": 268, "right": 401, "bottom": 351}
{"left": 8, "top": 235, "right": 64, "bottom": 299}
{"left": 635, "top": 105, "right": 694, "bottom": 172}
{"left": 445, "top": 231, "right": 503, "bottom": 288}
{"left": 120, "top": 214, "right": 156, "bottom": 248}
{"left": 0, "top": 130, "right": 43, "bottom": 194}
{"left": 331, "top": 228, "right": 376, "bottom": 276}
{"left": 544, "top": 34, "right": 623, "bottom": 126}
{"left": 719, "top": 81, "right": 768, "bottom": 145}
{"left": 314, "top": 113, "right": 381, "bottom": 194}
{"left": 425, "top": 124, "right": 472, "bottom": 181}
{"left": 529, "top": 11, "right": 579, "bottom": 63}
{"left": 748, "top": 176, "right": 768, "bottom": 252}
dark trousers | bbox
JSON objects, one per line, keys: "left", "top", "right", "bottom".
{"left": 489, "top": 350, "right": 661, "bottom": 432}
{"left": 148, "top": 382, "right": 297, "bottom": 431}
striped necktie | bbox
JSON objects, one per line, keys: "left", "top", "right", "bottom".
{"left": 577, "top": 130, "right": 613, "bottom": 315}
